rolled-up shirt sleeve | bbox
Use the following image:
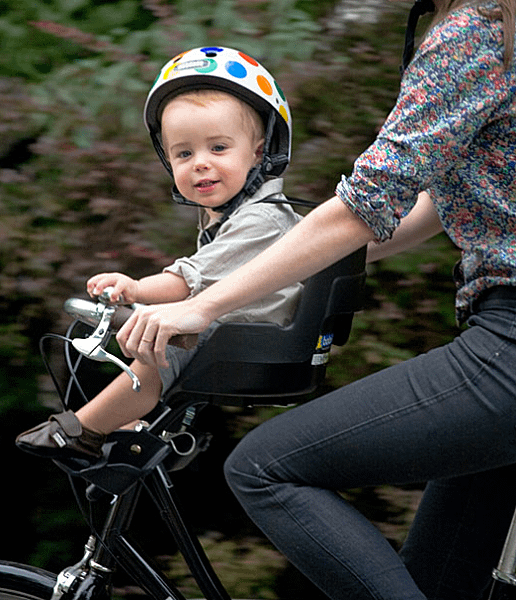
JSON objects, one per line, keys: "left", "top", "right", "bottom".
{"left": 165, "top": 257, "right": 203, "bottom": 298}
{"left": 165, "top": 205, "right": 293, "bottom": 295}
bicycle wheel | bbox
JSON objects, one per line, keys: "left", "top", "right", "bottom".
{"left": 0, "top": 561, "right": 56, "bottom": 599}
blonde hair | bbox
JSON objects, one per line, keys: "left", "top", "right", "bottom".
{"left": 165, "top": 89, "right": 264, "bottom": 143}
{"left": 430, "top": 0, "right": 515, "bottom": 68}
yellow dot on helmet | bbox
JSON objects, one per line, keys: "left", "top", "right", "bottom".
{"left": 279, "top": 105, "right": 289, "bottom": 123}
{"left": 257, "top": 75, "right": 273, "bottom": 96}
{"left": 163, "top": 63, "right": 179, "bottom": 80}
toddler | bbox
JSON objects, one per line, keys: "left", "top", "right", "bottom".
{"left": 16, "top": 46, "right": 302, "bottom": 461}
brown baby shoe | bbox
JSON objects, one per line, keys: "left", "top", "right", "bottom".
{"left": 16, "top": 410, "right": 105, "bottom": 460}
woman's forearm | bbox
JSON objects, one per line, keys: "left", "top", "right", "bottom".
{"left": 190, "top": 196, "right": 375, "bottom": 324}
{"left": 366, "top": 191, "right": 444, "bottom": 263}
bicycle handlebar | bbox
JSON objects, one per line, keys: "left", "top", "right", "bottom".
{"left": 63, "top": 288, "right": 198, "bottom": 391}
{"left": 110, "top": 305, "right": 136, "bottom": 331}
{"left": 64, "top": 294, "right": 197, "bottom": 349}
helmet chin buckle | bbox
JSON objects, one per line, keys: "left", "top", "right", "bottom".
{"left": 262, "top": 156, "right": 274, "bottom": 174}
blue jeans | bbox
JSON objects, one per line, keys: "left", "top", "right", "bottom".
{"left": 224, "top": 294, "right": 516, "bottom": 600}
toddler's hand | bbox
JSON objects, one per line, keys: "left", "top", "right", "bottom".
{"left": 87, "top": 273, "right": 140, "bottom": 304}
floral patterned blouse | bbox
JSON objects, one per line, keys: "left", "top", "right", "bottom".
{"left": 335, "top": 3, "right": 516, "bottom": 324}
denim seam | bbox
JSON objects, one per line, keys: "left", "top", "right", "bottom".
{"left": 259, "top": 375, "right": 468, "bottom": 474}
{"left": 462, "top": 319, "right": 516, "bottom": 394}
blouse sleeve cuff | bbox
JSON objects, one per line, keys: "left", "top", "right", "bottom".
{"left": 335, "top": 176, "right": 399, "bottom": 243}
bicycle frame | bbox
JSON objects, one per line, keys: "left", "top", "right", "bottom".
{"left": 14, "top": 395, "right": 240, "bottom": 600}
{"left": 50, "top": 464, "right": 231, "bottom": 600}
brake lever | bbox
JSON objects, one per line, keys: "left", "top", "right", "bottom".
{"left": 71, "top": 298, "right": 141, "bottom": 392}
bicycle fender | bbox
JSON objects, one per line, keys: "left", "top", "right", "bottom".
{"left": 0, "top": 560, "right": 56, "bottom": 597}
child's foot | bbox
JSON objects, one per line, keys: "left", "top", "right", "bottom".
{"left": 16, "top": 411, "right": 105, "bottom": 460}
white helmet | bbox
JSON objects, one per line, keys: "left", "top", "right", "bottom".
{"left": 144, "top": 46, "right": 292, "bottom": 208}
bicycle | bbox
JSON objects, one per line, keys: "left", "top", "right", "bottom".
{"left": 4, "top": 241, "right": 516, "bottom": 600}
{"left": 0, "top": 248, "right": 367, "bottom": 600}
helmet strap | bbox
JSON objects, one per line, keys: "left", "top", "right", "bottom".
{"left": 151, "top": 130, "right": 174, "bottom": 179}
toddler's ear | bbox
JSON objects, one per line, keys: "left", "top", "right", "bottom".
{"left": 254, "top": 139, "right": 265, "bottom": 163}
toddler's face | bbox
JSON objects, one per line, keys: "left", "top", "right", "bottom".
{"left": 162, "top": 95, "right": 263, "bottom": 219}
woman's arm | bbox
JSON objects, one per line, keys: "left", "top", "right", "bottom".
{"left": 117, "top": 192, "right": 447, "bottom": 367}
{"left": 366, "top": 191, "right": 443, "bottom": 263}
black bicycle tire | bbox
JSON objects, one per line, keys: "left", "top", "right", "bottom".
{"left": 0, "top": 561, "right": 56, "bottom": 599}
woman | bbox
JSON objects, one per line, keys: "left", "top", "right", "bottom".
{"left": 116, "top": 1, "right": 516, "bottom": 598}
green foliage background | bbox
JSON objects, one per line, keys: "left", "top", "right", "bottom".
{"left": 0, "top": 1, "right": 461, "bottom": 597}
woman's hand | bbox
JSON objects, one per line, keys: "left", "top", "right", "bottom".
{"left": 116, "top": 301, "right": 208, "bottom": 368}
{"left": 87, "top": 273, "right": 140, "bottom": 304}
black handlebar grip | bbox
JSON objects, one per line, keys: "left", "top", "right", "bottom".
{"left": 110, "top": 305, "right": 134, "bottom": 332}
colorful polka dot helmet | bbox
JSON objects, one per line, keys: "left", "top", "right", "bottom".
{"left": 144, "top": 46, "right": 292, "bottom": 181}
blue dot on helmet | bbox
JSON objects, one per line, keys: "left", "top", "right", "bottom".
{"left": 225, "top": 61, "right": 247, "bottom": 79}
{"left": 201, "top": 47, "right": 224, "bottom": 57}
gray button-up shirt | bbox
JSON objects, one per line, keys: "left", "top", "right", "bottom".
{"left": 164, "top": 178, "right": 303, "bottom": 326}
